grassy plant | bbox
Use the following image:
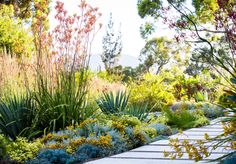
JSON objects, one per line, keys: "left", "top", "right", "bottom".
{"left": 31, "top": 0, "right": 101, "bottom": 133}
{"left": 96, "top": 90, "right": 129, "bottom": 114}
{"left": 33, "top": 72, "right": 90, "bottom": 132}
{"left": 0, "top": 55, "right": 35, "bottom": 98}
{"left": 0, "top": 94, "right": 37, "bottom": 140}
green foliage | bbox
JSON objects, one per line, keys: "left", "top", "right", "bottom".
{"left": 195, "top": 102, "right": 224, "bottom": 119}
{"left": 140, "top": 22, "right": 155, "bottom": 39}
{"left": 33, "top": 72, "right": 92, "bottom": 133}
{"left": 192, "top": 0, "right": 219, "bottom": 23}
{"left": 1, "top": 0, "right": 33, "bottom": 19}
{"left": 172, "top": 75, "right": 220, "bottom": 102}
{"left": 218, "top": 93, "right": 236, "bottom": 108}
{"left": 125, "top": 103, "right": 149, "bottom": 121}
{"left": 7, "top": 137, "right": 43, "bottom": 162}
{"left": 163, "top": 108, "right": 209, "bottom": 129}
{"left": 0, "top": 4, "right": 33, "bottom": 57}
{"left": 129, "top": 74, "right": 175, "bottom": 111}
{"left": 140, "top": 37, "right": 173, "bottom": 74}
{"left": 117, "top": 115, "right": 142, "bottom": 127}
{"left": 137, "top": 0, "right": 161, "bottom": 18}
{"left": 0, "top": 94, "right": 37, "bottom": 140}
{"left": 149, "top": 123, "right": 172, "bottom": 136}
{"left": 124, "top": 126, "right": 151, "bottom": 148}
{"left": 0, "top": 134, "right": 7, "bottom": 159}
{"left": 170, "top": 101, "right": 195, "bottom": 111}
{"left": 97, "top": 71, "right": 123, "bottom": 83}
{"left": 76, "top": 144, "right": 109, "bottom": 162}
{"left": 96, "top": 90, "right": 129, "bottom": 114}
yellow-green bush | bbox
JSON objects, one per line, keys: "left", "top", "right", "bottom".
{"left": 6, "top": 137, "right": 43, "bottom": 162}
{"left": 129, "top": 74, "right": 175, "bottom": 111}
{"left": 0, "top": 134, "right": 7, "bottom": 159}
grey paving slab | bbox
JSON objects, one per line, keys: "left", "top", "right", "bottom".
{"left": 169, "top": 134, "right": 221, "bottom": 140}
{"left": 131, "top": 145, "right": 231, "bottom": 153}
{"left": 110, "top": 151, "right": 226, "bottom": 160}
{"left": 186, "top": 128, "right": 223, "bottom": 132}
{"left": 179, "top": 131, "right": 221, "bottom": 136}
{"left": 86, "top": 158, "right": 217, "bottom": 164}
{"left": 150, "top": 139, "right": 231, "bottom": 147}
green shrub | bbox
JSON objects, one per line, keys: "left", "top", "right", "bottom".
{"left": 172, "top": 75, "right": 220, "bottom": 102}
{"left": 97, "top": 71, "right": 123, "bottom": 82}
{"left": 163, "top": 108, "right": 209, "bottom": 129}
{"left": 7, "top": 137, "right": 43, "bottom": 162}
{"left": 140, "top": 127, "right": 157, "bottom": 139}
{"left": 118, "top": 115, "right": 142, "bottom": 127}
{"left": 125, "top": 127, "right": 151, "bottom": 148}
{"left": 96, "top": 90, "right": 129, "bottom": 114}
{"left": 149, "top": 123, "right": 172, "bottom": 136}
{"left": 129, "top": 74, "right": 175, "bottom": 111}
{"left": 0, "top": 94, "right": 37, "bottom": 140}
{"left": 170, "top": 101, "right": 195, "bottom": 111}
{"left": 76, "top": 144, "right": 109, "bottom": 162}
{"left": 0, "top": 5, "right": 34, "bottom": 57}
{"left": 195, "top": 102, "right": 224, "bottom": 119}
{"left": 0, "top": 134, "right": 7, "bottom": 159}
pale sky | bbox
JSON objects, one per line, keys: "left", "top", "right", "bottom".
{"left": 49, "top": 0, "right": 147, "bottom": 57}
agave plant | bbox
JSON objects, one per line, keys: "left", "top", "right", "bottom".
{"left": 0, "top": 94, "right": 37, "bottom": 140}
{"left": 125, "top": 103, "right": 149, "bottom": 121}
{"left": 96, "top": 90, "right": 129, "bottom": 114}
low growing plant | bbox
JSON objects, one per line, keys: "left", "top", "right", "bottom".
{"left": 0, "top": 134, "right": 7, "bottom": 159}
{"left": 163, "top": 108, "right": 209, "bottom": 129}
{"left": 195, "top": 102, "right": 224, "bottom": 119}
{"left": 0, "top": 94, "right": 37, "bottom": 140}
{"left": 149, "top": 123, "right": 172, "bottom": 136}
{"left": 7, "top": 137, "right": 43, "bottom": 162}
{"left": 76, "top": 144, "right": 108, "bottom": 163}
{"left": 27, "top": 149, "right": 75, "bottom": 164}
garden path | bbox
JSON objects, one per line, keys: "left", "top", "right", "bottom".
{"left": 87, "top": 118, "right": 232, "bottom": 164}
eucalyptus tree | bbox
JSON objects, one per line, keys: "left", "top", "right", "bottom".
{"left": 102, "top": 13, "right": 122, "bottom": 74}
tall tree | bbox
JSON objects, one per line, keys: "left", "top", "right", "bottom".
{"left": 137, "top": 0, "right": 236, "bottom": 79}
{"left": 0, "top": 4, "right": 33, "bottom": 57}
{"left": 140, "top": 37, "right": 190, "bottom": 74}
{"left": 0, "top": 0, "right": 33, "bottom": 19}
{"left": 101, "top": 13, "right": 122, "bottom": 74}
{"left": 140, "top": 37, "right": 172, "bottom": 74}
